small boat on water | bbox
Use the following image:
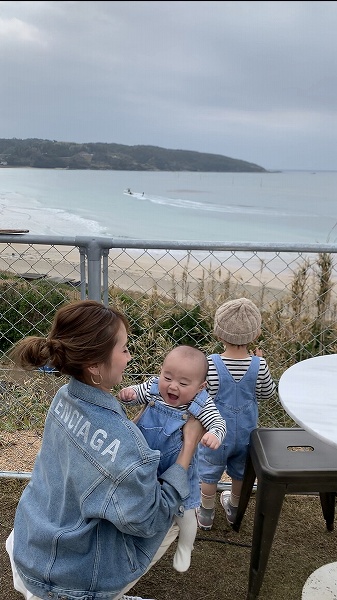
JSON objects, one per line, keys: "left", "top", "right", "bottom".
{"left": 123, "top": 189, "right": 145, "bottom": 198}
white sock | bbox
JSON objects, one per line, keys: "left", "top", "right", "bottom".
{"left": 230, "top": 492, "right": 240, "bottom": 507}
{"left": 201, "top": 492, "right": 216, "bottom": 509}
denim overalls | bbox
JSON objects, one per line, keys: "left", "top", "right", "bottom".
{"left": 136, "top": 378, "right": 209, "bottom": 510}
{"left": 198, "top": 354, "right": 260, "bottom": 483}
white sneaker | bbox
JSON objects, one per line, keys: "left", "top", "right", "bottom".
{"left": 220, "top": 491, "right": 238, "bottom": 525}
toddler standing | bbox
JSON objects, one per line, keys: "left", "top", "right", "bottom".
{"left": 196, "top": 298, "right": 276, "bottom": 529}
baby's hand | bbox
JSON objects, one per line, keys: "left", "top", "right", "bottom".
{"left": 118, "top": 387, "right": 137, "bottom": 402}
{"left": 200, "top": 432, "right": 220, "bottom": 450}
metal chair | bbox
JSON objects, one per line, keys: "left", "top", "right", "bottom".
{"left": 233, "top": 427, "right": 337, "bottom": 600}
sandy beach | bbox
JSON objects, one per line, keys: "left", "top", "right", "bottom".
{"left": 0, "top": 242, "right": 83, "bottom": 282}
{"left": 0, "top": 239, "right": 294, "bottom": 308}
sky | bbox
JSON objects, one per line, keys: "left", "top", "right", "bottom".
{"left": 1, "top": 1, "right": 337, "bottom": 172}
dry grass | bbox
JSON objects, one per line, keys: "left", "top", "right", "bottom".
{"left": 0, "top": 434, "right": 336, "bottom": 600}
{"left": 0, "top": 430, "right": 41, "bottom": 473}
{"left": 1, "top": 478, "right": 336, "bottom": 600}
{"left": 0, "top": 420, "right": 336, "bottom": 600}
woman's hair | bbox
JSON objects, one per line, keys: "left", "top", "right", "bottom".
{"left": 9, "top": 299, "right": 129, "bottom": 380}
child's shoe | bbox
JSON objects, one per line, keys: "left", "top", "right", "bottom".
{"left": 195, "top": 505, "right": 215, "bottom": 530}
{"left": 220, "top": 491, "right": 237, "bottom": 525}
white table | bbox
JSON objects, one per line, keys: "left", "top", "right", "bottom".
{"left": 279, "top": 355, "right": 337, "bottom": 599}
{"left": 302, "top": 562, "right": 337, "bottom": 599}
{"left": 278, "top": 354, "right": 337, "bottom": 449}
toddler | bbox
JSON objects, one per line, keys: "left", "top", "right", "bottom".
{"left": 196, "top": 298, "right": 276, "bottom": 530}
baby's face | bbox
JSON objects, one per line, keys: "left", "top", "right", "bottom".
{"left": 158, "top": 354, "right": 205, "bottom": 408}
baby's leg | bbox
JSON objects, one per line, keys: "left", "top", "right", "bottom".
{"left": 173, "top": 509, "right": 197, "bottom": 572}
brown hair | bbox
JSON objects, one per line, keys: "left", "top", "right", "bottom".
{"left": 9, "top": 299, "right": 129, "bottom": 381}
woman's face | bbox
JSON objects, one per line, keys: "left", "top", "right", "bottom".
{"left": 89, "top": 322, "right": 131, "bottom": 392}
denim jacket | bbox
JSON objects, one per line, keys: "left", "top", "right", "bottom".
{"left": 13, "top": 378, "right": 190, "bottom": 600}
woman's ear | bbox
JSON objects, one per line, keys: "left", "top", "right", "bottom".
{"left": 87, "top": 364, "right": 99, "bottom": 376}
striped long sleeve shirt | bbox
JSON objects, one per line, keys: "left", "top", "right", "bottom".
{"left": 206, "top": 355, "right": 276, "bottom": 401}
{"left": 125, "top": 376, "right": 227, "bottom": 443}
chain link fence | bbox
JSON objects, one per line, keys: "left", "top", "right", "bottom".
{"left": 1, "top": 234, "right": 337, "bottom": 478}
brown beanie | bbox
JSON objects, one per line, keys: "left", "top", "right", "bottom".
{"left": 214, "top": 298, "right": 261, "bottom": 345}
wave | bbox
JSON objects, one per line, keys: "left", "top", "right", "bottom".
{"left": 123, "top": 190, "right": 322, "bottom": 218}
{"left": 0, "top": 192, "right": 107, "bottom": 237}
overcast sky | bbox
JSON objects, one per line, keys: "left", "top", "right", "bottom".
{"left": 1, "top": 1, "right": 337, "bottom": 171}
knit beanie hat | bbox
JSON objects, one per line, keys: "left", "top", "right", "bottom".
{"left": 214, "top": 297, "right": 261, "bottom": 345}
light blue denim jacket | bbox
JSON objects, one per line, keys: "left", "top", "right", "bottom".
{"left": 13, "top": 378, "right": 189, "bottom": 600}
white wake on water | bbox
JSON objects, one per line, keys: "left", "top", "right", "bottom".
{"left": 123, "top": 190, "right": 321, "bottom": 218}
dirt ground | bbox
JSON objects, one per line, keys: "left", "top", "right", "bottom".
{"left": 1, "top": 478, "right": 336, "bottom": 600}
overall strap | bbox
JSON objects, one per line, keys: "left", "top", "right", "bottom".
{"left": 149, "top": 377, "right": 160, "bottom": 396}
{"left": 188, "top": 388, "right": 209, "bottom": 417}
{"left": 245, "top": 355, "right": 260, "bottom": 383}
{"left": 209, "top": 353, "right": 234, "bottom": 383}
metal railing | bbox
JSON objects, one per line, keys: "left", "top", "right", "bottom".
{"left": 1, "top": 233, "right": 337, "bottom": 479}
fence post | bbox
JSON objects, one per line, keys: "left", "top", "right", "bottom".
{"left": 102, "top": 249, "right": 109, "bottom": 306}
{"left": 78, "top": 246, "right": 88, "bottom": 300}
{"left": 85, "top": 240, "right": 104, "bottom": 301}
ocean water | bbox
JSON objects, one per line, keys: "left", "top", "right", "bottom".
{"left": 1, "top": 168, "right": 337, "bottom": 244}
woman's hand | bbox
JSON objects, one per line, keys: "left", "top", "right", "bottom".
{"left": 176, "top": 416, "right": 205, "bottom": 470}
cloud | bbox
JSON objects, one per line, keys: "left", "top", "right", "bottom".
{"left": 0, "top": 0, "right": 337, "bottom": 170}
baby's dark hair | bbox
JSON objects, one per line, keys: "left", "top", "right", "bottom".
{"left": 9, "top": 299, "right": 129, "bottom": 380}
{"left": 165, "top": 345, "right": 208, "bottom": 381}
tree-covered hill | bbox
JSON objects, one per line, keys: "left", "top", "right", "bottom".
{"left": 0, "top": 138, "right": 267, "bottom": 172}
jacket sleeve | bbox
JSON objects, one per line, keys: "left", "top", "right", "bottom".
{"left": 92, "top": 419, "right": 189, "bottom": 538}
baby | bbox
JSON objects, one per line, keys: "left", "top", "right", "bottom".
{"left": 119, "top": 345, "right": 227, "bottom": 572}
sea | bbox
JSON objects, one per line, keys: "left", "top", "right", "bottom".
{"left": 1, "top": 168, "right": 337, "bottom": 245}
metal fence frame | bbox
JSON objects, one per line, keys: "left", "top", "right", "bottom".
{"left": 2, "top": 232, "right": 337, "bottom": 301}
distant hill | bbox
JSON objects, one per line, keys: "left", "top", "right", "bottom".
{"left": 0, "top": 138, "right": 267, "bottom": 173}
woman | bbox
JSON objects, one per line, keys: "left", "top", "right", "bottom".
{"left": 6, "top": 299, "right": 204, "bottom": 600}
